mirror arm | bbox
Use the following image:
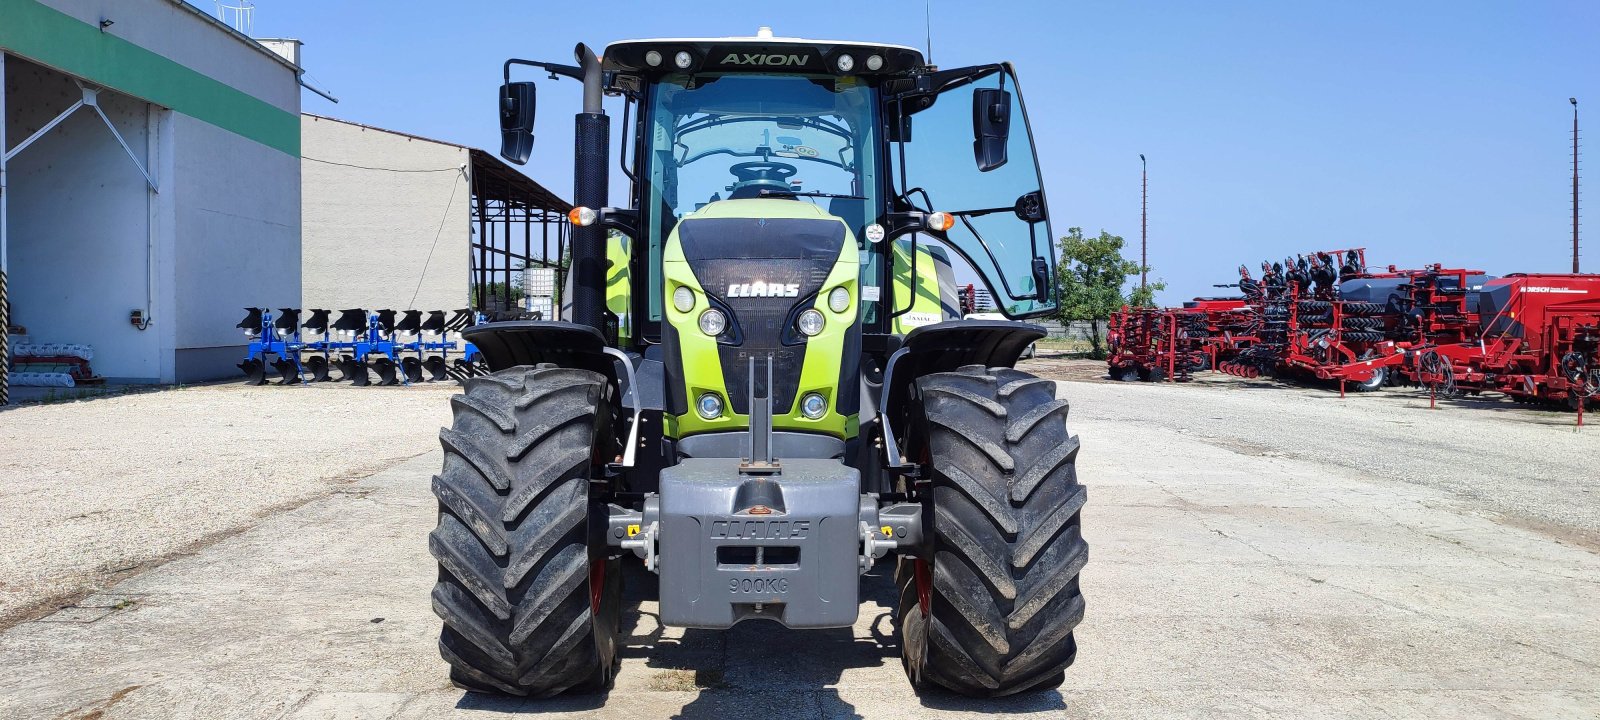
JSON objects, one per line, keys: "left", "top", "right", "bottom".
{"left": 880, "top": 211, "right": 942, "bottom": 243}
{"left": 592, "top": 208, "right": 641, "bottom": 238}
{"left": 504, "top": 58, "right": 582, "bottom": 83}
{"left": 885, "top": 64, "right": 1004, "bottom": 106}
{"left": 880, "top": 212, "right": 936, "bottom": 320}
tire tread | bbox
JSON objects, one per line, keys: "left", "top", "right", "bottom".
{"left": 896, "top": 366, "right": 1087, "bottom": 696}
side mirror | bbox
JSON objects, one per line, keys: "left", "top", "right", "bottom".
{"left": 971, "top": 87, "right": 1011, "bottom": 172}
{"left": 499, "top": 81, "right": 537, "bottom": 165}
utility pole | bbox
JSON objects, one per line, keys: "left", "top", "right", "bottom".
{"left": 1140, "top": 153, "right": 1148, "bottom": 292}
{"left": 1573, "top": 98, "right": 1581, "bottom": 273}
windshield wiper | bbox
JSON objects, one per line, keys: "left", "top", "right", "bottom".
{"left": 757, "top": 190, "right": 866, "bottom": 200}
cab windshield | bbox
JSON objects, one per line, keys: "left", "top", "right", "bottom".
{"left": 642, "top": 73, "right": 880, "bottom": 321}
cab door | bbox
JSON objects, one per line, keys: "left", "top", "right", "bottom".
{"left": 887, "top": 63, "right": 1056, "bottom": 318}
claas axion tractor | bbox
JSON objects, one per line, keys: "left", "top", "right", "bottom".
{"left": 426, "top": 29, "right": 1087, "bottom": 698}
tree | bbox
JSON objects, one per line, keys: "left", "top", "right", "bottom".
{"left": 1125, "top": 276, "right": 1167, "bottom": 309}
{"left": 1053, "top": 227, "right": 1166, "bottom": 357}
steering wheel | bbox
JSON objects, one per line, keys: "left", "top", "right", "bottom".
{"left": 728, "top": 161, "right": 799, "bottom": 199}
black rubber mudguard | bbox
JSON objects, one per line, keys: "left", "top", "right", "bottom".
{"left": 462, "top": 320, "right": 617, "bottom": 378}
{"left": 880, "top": 319, "right": 1047, "bottom": 438}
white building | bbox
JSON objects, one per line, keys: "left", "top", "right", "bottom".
{"left": 1, "top": 0, "right": 302, "bottom": 395}
{"left": 300, "top": 115, "right": 569, "bottom": 316}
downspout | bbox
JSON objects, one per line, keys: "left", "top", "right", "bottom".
{"left": 1, "top": 52, "right": 9, "bottom": 405}
{"left": 140, "top": 104, "right": 158, "bottom": 333}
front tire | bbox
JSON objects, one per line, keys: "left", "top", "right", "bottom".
{"left": 429, "top": 364, "right": 622, "bottom": 697}
{"left": 895, "top": 365, "right": 1088, "bottom": 696}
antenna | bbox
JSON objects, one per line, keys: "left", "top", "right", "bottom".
{"left": 214, "top": 1, "right": 255, "bottom": 35}
{"left": 925, "top": 0, "right": 933, "bottom": 64}
{"left": 1140, "top": 154, "right": 1148, "bottom": 293}
{"left": 1573, "top": 97, "right": 1581, "bottom": 273}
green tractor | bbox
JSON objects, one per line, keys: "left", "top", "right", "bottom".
{"left": 428, "top": 29, "right": 1086, "bottom": 698}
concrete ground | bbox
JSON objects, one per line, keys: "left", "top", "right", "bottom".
{"left": 0, "top": 381, "right": 458, "bottom": 626}
{"left": 1, "top": 366, "right": 1598, "bottom": 719}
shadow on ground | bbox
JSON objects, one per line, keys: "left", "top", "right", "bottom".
{"left": 449, "top": 560, "right": 1067, "bottom": 717}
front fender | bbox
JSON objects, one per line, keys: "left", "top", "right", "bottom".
{"left": 878, "top": 320, "right": 1047, "bottom": 468}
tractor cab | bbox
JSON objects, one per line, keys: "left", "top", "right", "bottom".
{"left": 504, "top": 29, "right": 1056, "bottom": 331}
{"left": 426, "top": 29, "right": 1086, "bottom": 700}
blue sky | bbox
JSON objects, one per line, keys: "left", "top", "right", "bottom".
{"left": 245, "top": 1, "right": 1598, "bottom": 304}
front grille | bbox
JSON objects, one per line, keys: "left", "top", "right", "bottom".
{"left": 677, "top": 217, "right": 846, "bottom": 415}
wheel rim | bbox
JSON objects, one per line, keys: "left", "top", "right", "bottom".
{"left": 914, "top": 558, "right": 932, "bottom": 617}
{"left": 589, "top": 561, "right": 605, "bottom": 614}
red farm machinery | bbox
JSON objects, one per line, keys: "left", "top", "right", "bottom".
{"left": 1107, "top": 305, "right": 1206, "bottom": 382}
{"left": 1410, "top": 274, "right": 1600, "bottom": 409}
{"left": 1108, "top": 244, "right": 1600, "bottom": 413}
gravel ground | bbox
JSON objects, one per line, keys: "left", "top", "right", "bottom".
{"left": 1, "top": 367, "right": 1598, "bottom": 718}
{"left": 1039, "top": 356, "right": 1600, "bottom": 548}
{"left": 0, "top": 382, "right": 456, "bottom": 626}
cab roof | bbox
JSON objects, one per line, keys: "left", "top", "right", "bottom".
{"left": 603, "top": 27, "right": 926, "bottom": 76}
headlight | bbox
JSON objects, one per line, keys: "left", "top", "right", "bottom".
{"left": 866, "top": 54, "right": 884, "bottom": 71}
{"left": 828, "top": 287, "right": 850, "bottom": 313}
{"left": 673, "top": 285, "right": 695, "bottom": 313}
{"left": 699, "top": 308, "right": 727, "bottom": 336}
{"left": 645, "top": 50, "right": 663, "bottom": 67}
{"left": 697, "top": 393, "right": 724, "bottom": 419}
{"left": 797, "top": 309, "right": 825, "bottom": 336}
{"left": 800, "top": 392, "right": 827, "bottom": 419}
{"left": 836, "top": 54, "right": 854, "bottom": 72}
{"left": 674, "top": 51, "right": 693, "bottom": 69}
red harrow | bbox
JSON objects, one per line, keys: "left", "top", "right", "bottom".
{"left": 1107, "top": 306, "right": 1205, "bottom": 382}
{"left": 1113, "top": 244, "right": 1600, "bottom": 413}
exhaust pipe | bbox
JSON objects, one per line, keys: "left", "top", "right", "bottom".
{"left": 568, "top": 43, "right": 608, "bottom": 332}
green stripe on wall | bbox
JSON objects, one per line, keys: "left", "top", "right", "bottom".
{"left": 0, "top": 0, "right": 299, "bottom": 156}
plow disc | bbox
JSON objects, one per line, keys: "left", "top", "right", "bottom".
{"left": 239, "top": 358, "right": 268, "bottom": 385}
{"left": 1219, "top": 362, "right": 1261, "bottom": 378}
{"left": 448, "top": 358, "right": 486, "bottom": 381}
{"left": 271, "top": 358, "right": 302, "bottom": 385}
{"left": 423, "top": 356, "right": 449, "bottom": 381}
{"left": 401, "top": 357, "right": 425, "bottom": 384}
{"left": 303, "top": 355, "right": 332, "bottom": 382}
{"left": 372, "top": 358, "right": 400, "bottom": 386}
{"left": 336, "top": 356, "right": 371, "bottom": 386}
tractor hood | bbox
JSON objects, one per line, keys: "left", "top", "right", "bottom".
{"left": 661, "top": 199, "right": 861, "bottom": 438}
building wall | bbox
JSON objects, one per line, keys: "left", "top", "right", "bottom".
{"left": 4, "top": 60, "right": 166, "bottom": 381}
{"left": 170, "top": 113, "right": 300, "bottom": 382}
{"left": 38, "top": 0, "right": 303, "bottom": 114}
{"left": 300, "top": 115, "right": 471, "bottom": 314}
{"left": 1, "top": 0, "right": 302, "bottom": 383}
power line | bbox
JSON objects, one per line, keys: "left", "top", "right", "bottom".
{"left": 407, "top": 171, "right": 464, "bottom": 310}
{"left": 303, "top": 156, "right": 461, "bottom": 173}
